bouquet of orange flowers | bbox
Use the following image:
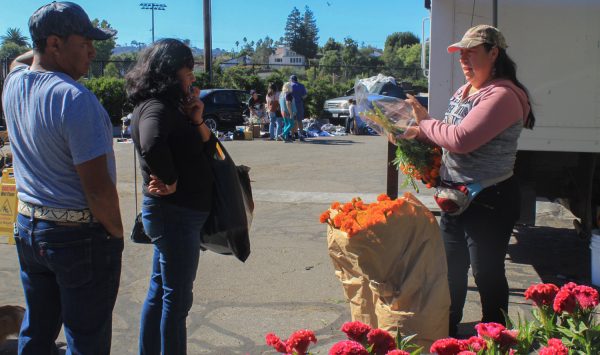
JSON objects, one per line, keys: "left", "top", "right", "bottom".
{"left": 320, "top": 193, "right": 409, "bottom": 237}
{"left": 362, "top": 103, "right": 441, "bottom": 191}
{"left": 355, "top": 75, "right": 441, "bottom": 192}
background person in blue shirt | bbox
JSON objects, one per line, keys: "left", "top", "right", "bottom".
{"left": 1, "top": 2, "right": 124, "bottom": 354}
{"left": 289, "top": 74, "right": 307, "bottom": 141}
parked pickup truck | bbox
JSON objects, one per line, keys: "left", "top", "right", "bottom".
{"left": 321, "top": 81, "right": 428, "bottom": 126}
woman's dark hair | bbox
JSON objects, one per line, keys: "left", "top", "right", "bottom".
{"left": 125, "top": 39, "right": 194, "bottom": 105}
{"left": 267, "top": 82, "right": 277, "bottom": 97}
{"left": 484, "top": 43, "right": 535, "bottom": 129}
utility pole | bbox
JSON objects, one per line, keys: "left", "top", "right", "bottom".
{"left": 140, "top": 3, "right": 166, "bottom": 42}
{"left": 203, "top": 0, "right": 212, "bottom": 82}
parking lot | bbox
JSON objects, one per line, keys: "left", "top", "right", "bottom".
{"left": 0, "top": 134, "right": 591, "bottom": 354}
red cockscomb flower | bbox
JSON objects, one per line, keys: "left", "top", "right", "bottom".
{"left": 498, "top": 329, "right": 518, "bottom": 349}
{"left": 553, "top": 289, "right": 578, "bottom": 314}
{"left": 329, "top": 340, "right": 369, "bottom": 355}
{"left": 572, "top": 285, "right": 599, "bottom": 310}
{"left": 474, "top": 323, "right": 506, "bottom": 342}
{"left": 366, "top": 328, "right": 396, "bottom": 355}
{"left": 524, "top": 283, "right": 559, "bottom": 307}
{"left": 340, "top": 321, "right": 372, "bottom": 343}
{"left": 457, "top": 352, "right": 476, "bottom": 355}
{"left": 285, "top": 329, "right": 317, "bottom": 355}
{"left": 386, "top": 350, "right": 410, "bottom": 355}
{"left": 538, "top": 338, "right": 569, "bottom": 355}
{"left": 430, "top": 338, "right": 462, "bottom": 355}
{"left": 265, "top": 332, "right": 287, "bottom": 353}
{"left": 461, "top": 336, "right": 487, "bottom": 352}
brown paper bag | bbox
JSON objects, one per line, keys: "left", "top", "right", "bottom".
{"left": 326, "top": 192, "right": 450, "bottom": 349}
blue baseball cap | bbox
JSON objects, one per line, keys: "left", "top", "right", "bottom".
{"left": 29, "top": 2, "right": 116, "bottom": 43}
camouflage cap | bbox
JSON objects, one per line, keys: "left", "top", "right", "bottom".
{"left": 447, "top": 25, "right": 507, "bottom": 53}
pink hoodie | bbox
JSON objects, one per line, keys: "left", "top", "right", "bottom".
{"left": 418, "top": 79, "right": 531, "bottom": 154}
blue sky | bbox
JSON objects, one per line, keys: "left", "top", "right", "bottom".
{"left": 1, "top": 1, "right": 429, "bottom": 50}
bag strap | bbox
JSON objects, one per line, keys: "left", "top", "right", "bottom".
{"left": 134, "top": 144, "right": 138, "bottom": 213}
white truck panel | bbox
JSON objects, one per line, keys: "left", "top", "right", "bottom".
{"left": 429, "top": 0, "right": 600, "bottom": 153}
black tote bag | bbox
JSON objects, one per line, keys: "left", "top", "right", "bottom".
{"left": 201, "top": 140, "right": 253, "bottom": 262}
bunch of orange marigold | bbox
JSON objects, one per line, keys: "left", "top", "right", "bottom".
{"left": 319, "top": 194, "right": 406, "bottom": 237}
{"left": 362, "top": 103, "right": 442, "bottom": 192}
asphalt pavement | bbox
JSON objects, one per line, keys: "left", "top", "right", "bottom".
{"left": 0, "top": 134, "right": 591, "bottom": 354}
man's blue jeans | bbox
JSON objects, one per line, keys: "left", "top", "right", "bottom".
{"left": 138, "top": 196, "right": 209, "bottom": 355}
{"left": 14, "top": 213, "right": 124, "bottom": 355}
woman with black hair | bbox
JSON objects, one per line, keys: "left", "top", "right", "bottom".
{"left": 125, "top": 38, "right": 217, "bottom": 354}
{"left": 398, "top": 25, "right": 535, "bottom": 337}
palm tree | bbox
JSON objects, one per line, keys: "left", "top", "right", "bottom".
{"left": 1, "top": 28, "right": 29, "bottom": 47}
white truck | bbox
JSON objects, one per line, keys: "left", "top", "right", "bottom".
{"left": 423, "top": 0, "right": 600, "bottom": 236}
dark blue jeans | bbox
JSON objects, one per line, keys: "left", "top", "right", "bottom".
{"left": 440, "top": 176, "right": 520, "bottom": 337}
{"left": 138, "top": 196, "right": 209, "bottom": 355}
{"left": 14, "top": 213, "right": 124, "bottom": 355}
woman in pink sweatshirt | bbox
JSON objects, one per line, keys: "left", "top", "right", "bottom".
{"left": 402, "top": 25, "right": 535, "bottom": 337}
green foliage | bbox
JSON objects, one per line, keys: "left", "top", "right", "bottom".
{"left": 304, "top": 72, "right": 352, "bottom": 119}
{"left": 1, "top": 27, "right": 29, "bottom": 47}
{"left": 83, "top": 77, "right": 131, "bottom": 125}
{"left": 218, "top": 66, "right": 265, "bottom": 93}
{"left": 107, "top": 52, "right": 138, "bottom": 78}
{"left": 0, "top": 42, "right": 29, "bottom": 59}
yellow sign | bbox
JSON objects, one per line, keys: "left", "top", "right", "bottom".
{"left": 0, "top": 168, "right": 17, "bottom": 245}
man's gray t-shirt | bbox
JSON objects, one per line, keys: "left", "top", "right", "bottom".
{"left": 2, "top": 66, "right": 116, "bottom": 209}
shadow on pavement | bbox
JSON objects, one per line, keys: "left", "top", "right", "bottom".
{"left": 304, "top": 139, "right": 359, "bottom": 145}
{"left": 508, "top": 225, "right": 590, "bottom": 285}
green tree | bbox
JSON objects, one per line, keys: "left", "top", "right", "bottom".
{"left": 253, "top": 36, "right": 274, "bottom": 64}
{"left": 0, "top": 42, "right": 29, "bottom": 59}
{"left": 284, "top": 6, "right": 319, "bottom": 59}
{"left": 322, "top": 37, "right": 341, "bottom": 52}
{"left": 300, "top": 6, "right": 319, "bottom": 58}
{"left": 284, "top": 7, "right": 302, "bottom": 53}
{"left": 107, "top": 52, "right": 138, "bottom": 78}
{"left": 1, "top": 27, "right": 29, "bottom": 47}
{"left": 318, "top": 50, "right": 341, "bottom": 76}
{"left": 91, "top": 19, "right": 117, "bottom": 77}
{"left": 383, "top": 31, "right": 419, "bottom": 67}
{"left": 219, "top": 66, "right": 265, "bottom": 93}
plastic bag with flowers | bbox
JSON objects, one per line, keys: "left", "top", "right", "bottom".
{"left": 355, "top": 75, "right": 441, "bottom": 191}
{"left": 320, "top": 192, "right": 450, "bottom": 349}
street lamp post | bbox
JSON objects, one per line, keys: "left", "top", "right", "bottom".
{"left": 140, "top": 3, "right": 166, "bottom": 42}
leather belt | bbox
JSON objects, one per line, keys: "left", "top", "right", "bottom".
{"left": 18, "top": 200, "right": 98, "bottom": 223}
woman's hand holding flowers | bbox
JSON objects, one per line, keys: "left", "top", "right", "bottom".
{"left": 405, "top": 94, "right": 429, "bottom": 125}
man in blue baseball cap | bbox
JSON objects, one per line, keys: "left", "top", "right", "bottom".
{"left": 289, "top": 74, "right": 308, "bottom": 141}
{"left": 1, "top": 2, "right": 123, "bottom": 354}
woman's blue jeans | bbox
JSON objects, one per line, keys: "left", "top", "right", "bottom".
{"left": 14, "top": 213, "right": 123, "bottom": 355}
{"left": 139, "top": 196, "right": 209, "bottom": 355}
{"left": 268, "top": 112, "right": 283, "bottom": 138}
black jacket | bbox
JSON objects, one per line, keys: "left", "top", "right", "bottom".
{"left": 131, "top": 98, "right": 217, "bottom": 211}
